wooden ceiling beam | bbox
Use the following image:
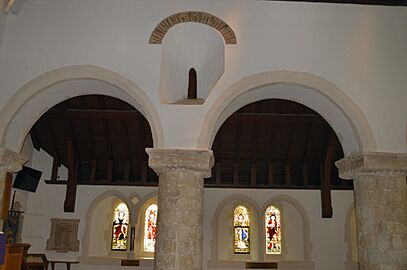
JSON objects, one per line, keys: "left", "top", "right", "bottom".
{"left": 46, "top": 117, "right": 61, "bottom": 163}
{"left": 229, "top": 113, "right": 325, "bottom": 123}
{"left": 99, "top": 97, "right": 114, "bottom": 161}
{"left": 67, "top": 110, "right": 142, "bottom": 119}
{"left": 81, "top": 98, "right": 97, "bottom": 159}
{"left": 233, "top": 121, "right": 242, "bottom": 164}
{"left": 63, "top": 133, "right": 77, "bottom": 213}
{"left": 321, "top": 129, "right": 335, "bottom": 218}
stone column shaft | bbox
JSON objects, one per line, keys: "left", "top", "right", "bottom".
{"left": 336, "top": 152, "right": 407, "bottom": 270}
{"left": 147, "top": 148, "right": 214, "bottom": 270}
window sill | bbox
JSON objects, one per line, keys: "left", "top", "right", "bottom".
{"left": 79, "top": 256, "right": 154, "bottom": 266}
{"left": 207, "top": 260, "right": 315, "bottom": 269}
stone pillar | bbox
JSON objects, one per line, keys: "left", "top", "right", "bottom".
{"left": 0, "top": 148, "right": 27, "bottom": 226}
{"left": 336, "top": 152, "right": 407, "bottom": 270}
{"left": 146, "top": 148, "right": 214, "bottom": 270}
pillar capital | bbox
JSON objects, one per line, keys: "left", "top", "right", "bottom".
{"left": 0, "top": 148, "right": 27, "bottom": 173}
{"left": 335, "top": 151, "right": 407, "bottom": 179}
{"left": 146, "top": 148, "right": 214, "bottom": 177}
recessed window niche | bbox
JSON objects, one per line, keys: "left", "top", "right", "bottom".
{"left": 158, "top": 23, "right": 225, "bottom": 104}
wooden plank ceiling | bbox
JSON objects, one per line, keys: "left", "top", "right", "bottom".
{"left": 30, "top": 95, "right": 157, "bottom": 186}
{"left": 206, "top": 99, "right": 351, "bottom": 191}
{"left": 30, "top": 96, "right": 350, "bottom": 190}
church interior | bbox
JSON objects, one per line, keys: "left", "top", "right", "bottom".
{"left": 0, "top": 1, "right": 406, "bottom": 270}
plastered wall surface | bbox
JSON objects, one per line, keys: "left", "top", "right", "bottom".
{"left": 0, "top": 0, "right": 406, "bottom": 152}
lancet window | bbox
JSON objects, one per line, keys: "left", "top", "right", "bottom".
{"left": 265, "top": 205, "right": 281, "bottom": 254}
{"left": 111, "top": 202, "right": 129, "bottom": 251}
{"left": 144, "top": 203, "right": 158, "bottom": 252}
{"left": 233, "top": 205, "right": 250, "bottom": 254}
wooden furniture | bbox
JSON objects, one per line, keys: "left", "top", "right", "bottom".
{"left": 25, "top": 253, "right": 49, "bottom": 270}
{"left": 1, "top": 243, "right": 31, "bottom": 270}
{"left": 48, "top": 260, "right": 79, "bottom": 270}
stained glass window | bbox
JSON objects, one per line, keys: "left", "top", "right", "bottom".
{"left": 265, "top": 205, "right": 281, "bottom": 254}
{"left": 111, "top": 202, "right": 129, "bottom": 251}
{"left": 144, "top": 203, "right": 158, "bottom": 252}
{"left": 233, "top": 205, "right": 250, "bottom": 254}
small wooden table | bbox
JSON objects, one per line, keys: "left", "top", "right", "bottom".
{"left": 25, "top": 253, "right": 49, "bottom": 270}
{"left": 48, "top": 260, "right": 79, "bottom": 270}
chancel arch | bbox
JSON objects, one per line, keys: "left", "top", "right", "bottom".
{"left": 0, "top": 65, "right": 164, "bottom": 153}
{"left": 198, "top": 70, "right": 375, "bottom": 155}
{"left": 19, "top": 93, "right": 159, "bottom": 214}
{"left": 205, "top": 95, "right": 348, "bottom": 267}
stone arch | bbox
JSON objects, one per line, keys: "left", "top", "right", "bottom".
{"left": 149, "top": 11, "right": 237, "bottom": 45}
{"left": 198, "top": 70, "right": 375, "bottom": 155}
{"left": 0, "top": 65, "right": 164, "bottom": 152}
{"left": 210, "top": 194, "right": 260, "bottom": 262}
{"left": 261, "top": 195, "right": 313, "bottom": 263}
{"left": 82, "top": 190, "right": 135, "bottom": 259}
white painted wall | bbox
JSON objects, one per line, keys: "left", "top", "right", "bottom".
{"left": 0, "top": 0, "right": 405, "bottom": 152}
{"left": 0, "top": 10, "right": 6, "bottom": 50}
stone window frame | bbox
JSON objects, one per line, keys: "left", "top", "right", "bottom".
{"left": 136, "top": 197, "right": 158, "bottom": 258}
{"left": 110, "top": 201, "right": 131, "bottom": 252}
{"left": 209, "top": 194, "right": 315, "bottom": 269}
{"left": 81, "top": 191, "right": 159, "bottom": 265}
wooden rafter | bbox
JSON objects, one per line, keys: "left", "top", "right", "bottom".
{"left": 63, "top": 132, "right": 77, "bottom": 213}
{"left": 321, "top": 129, "right": 335, "bottom": 218}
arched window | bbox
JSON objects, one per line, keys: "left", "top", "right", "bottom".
{"left": 111, "top": 202, "right": 130, "bottom": 251}
{"left": 265, "top": 205, "right": 281, "bottom": 254}
{"left": 233, "top": 205, "right": 250, "bottom": 254}
{"left": 144, "top": 203, "right": 158, "bottom": 252}
{"left": 187, "top": 68, "right": 197, "bottom": 99}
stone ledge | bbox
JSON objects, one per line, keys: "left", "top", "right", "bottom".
{"left": 207, "top": 260, "right": 315, "bottom": 269}
{"left": 146, "top": 148, "right": 214, "bottom": 177}
{"left": 79, "top": 257, "right": 153, "bottom": 266}
{"left": 335, "top": 152, "right": 407, "bottom": 179}
{"left": 171, "top": 98, "right": 205, "bottom": 105}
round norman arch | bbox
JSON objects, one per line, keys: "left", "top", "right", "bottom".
{"left": 0, "top": 65, "right": 164, "bottom": 152}
{"left": 198, "top": 70, "right": 375, "bottom": 155}
{"left": 149, "top": 11, "right": 237, "bottom": 45}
